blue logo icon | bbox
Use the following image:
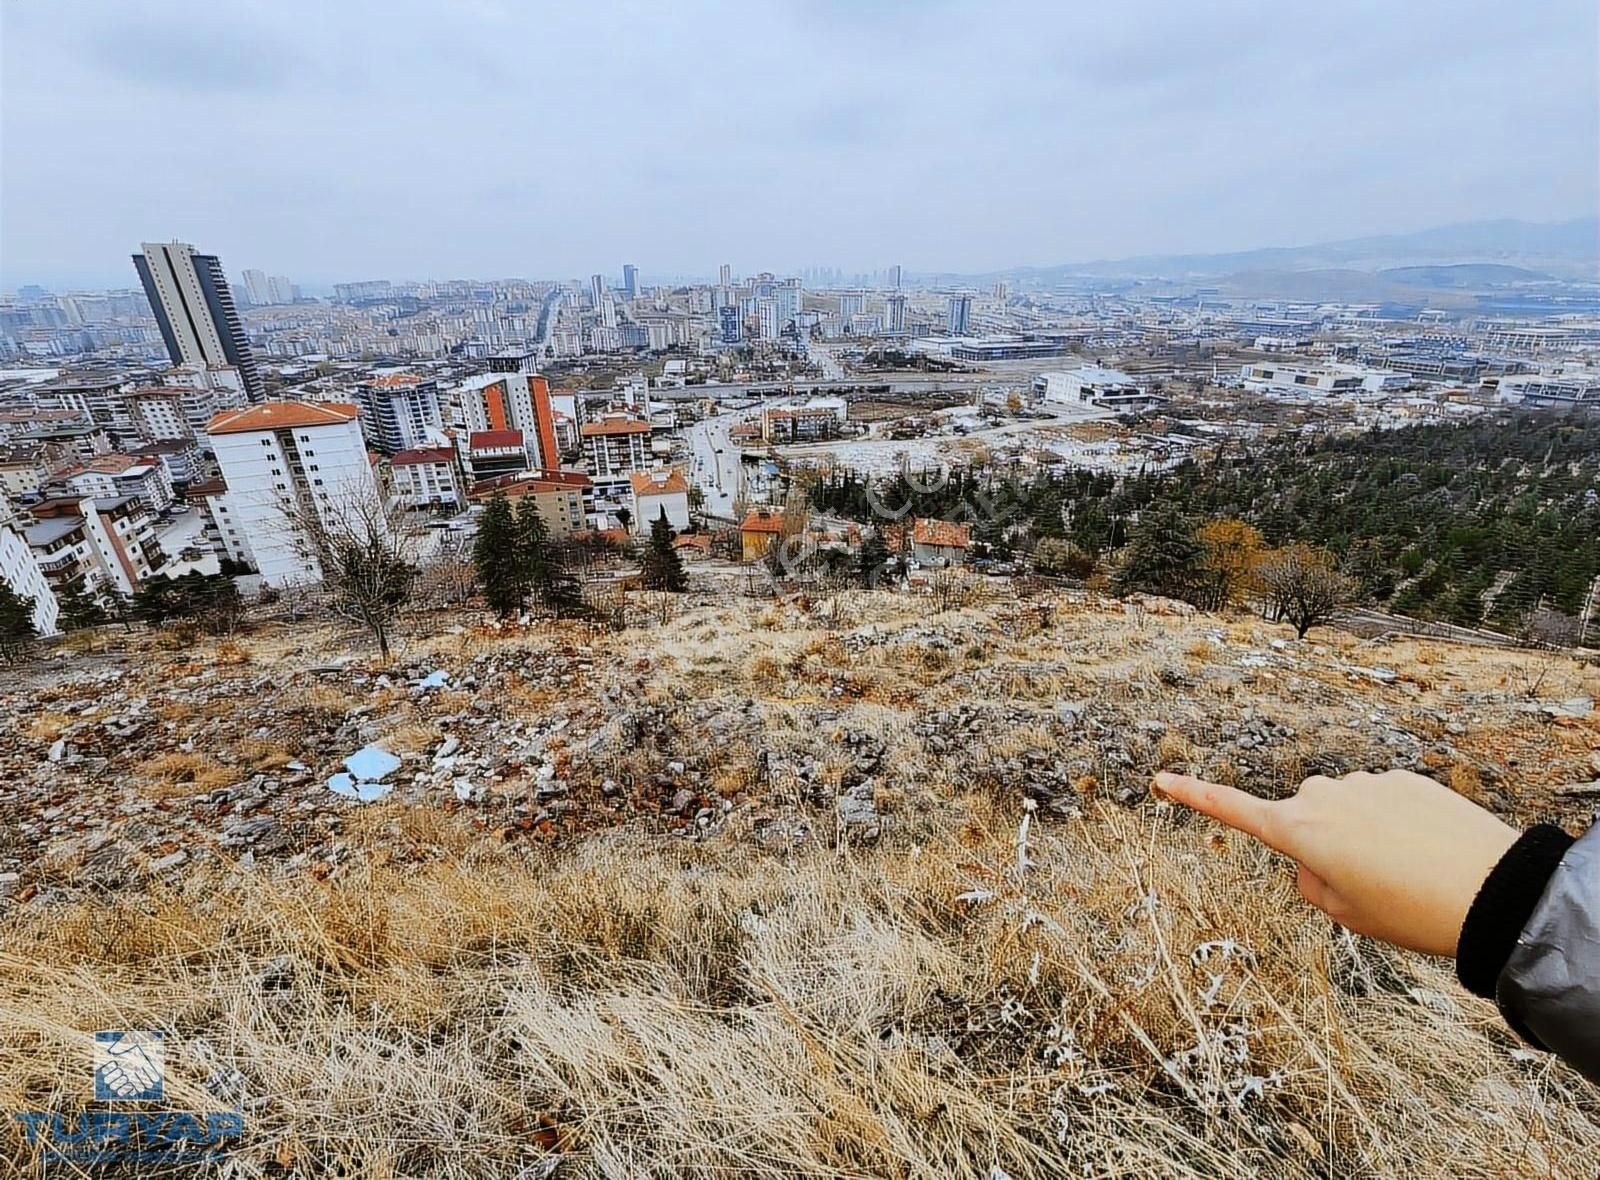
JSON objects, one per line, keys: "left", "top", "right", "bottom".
{"left": 93, "top": 1032, "right": 164, "bottom": 1101}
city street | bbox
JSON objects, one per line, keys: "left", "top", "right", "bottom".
{"left": 684, "top": 413, "right": 749, "bottom": 521}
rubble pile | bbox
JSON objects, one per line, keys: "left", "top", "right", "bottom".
{"left": 3, "top": 595, "right": 1597, "bottom": 907}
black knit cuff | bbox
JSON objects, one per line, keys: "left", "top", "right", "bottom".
{"left": 1456, "top": 824, "right": 1575, "bottom": 1000}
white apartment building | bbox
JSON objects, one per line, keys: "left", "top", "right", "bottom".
{"left": 581, "top": 413, "right": 651, "bottom": 479}
{"left": 629, "top": 468, "right": 690, "bottom": 534}
{"left": 206, "top": 401, "right": 384, "bottom": 587}
{"left": 0, "top": 496, "right": 58, "bottom": 635}
{"left": 353, "top": 373, "right": 444, "bottom": 453}
{"left": 49, "top": 454, "right": 176, "bottom": 514}
{"left": 1239, "top": 362, "right": 1411, "bottom": 397}
{"left": 389, "top": 446, "right": 465, "bottom": 510}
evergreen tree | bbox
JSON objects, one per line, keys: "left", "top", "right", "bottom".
{"left": 639, "top": 507, "right": 687, "bottom": 591}
{"left": 517, "top": 498, "right": 587, "bottom": 617}
{"left": 857, "top": 529, "right": 890, "bottom": 587}
{"left": 55, "top": 582, "right": 108, "bottom": 631}
{"left": 1114, "top": 506, "right": 1206, "bottom": 603}
{"left": 0, "top": 581, "right": 38, "bottom": 661}
{"left": 473, "top": 492, "right": 523, "bottom": 618}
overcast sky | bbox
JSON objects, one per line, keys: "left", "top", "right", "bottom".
{"left": 3, "top": 0, "right": 1596, "bottom": 289}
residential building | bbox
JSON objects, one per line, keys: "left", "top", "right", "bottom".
{"left": 0, "top": 449, "right": 50, "bottom": 498}
{"left": 353, "top": 373, "right": 444, "bottom": 453}
{"left": 187, "top": 477, "right": 253, "bottom": 569}
{"left": 590, "top": 274, "right": 607, "bottom": 308}
{"left": 888, "top": 264, "right": 902, "bottom": 290}
{"left": 947, "top": 294, "right": 973, "bottom": 336}
{"left": 132, "top": 241, "right": 263, "bottom": 400}
{"left": 910, "top": 518, "right": 971, "bottom": 567}
{"left": 142, "top": 439, "right": 206, "bottom": 488}
{"left": 719, "top": 263, "right": 731, "bottom": 287}
{"left": 883, "top": 294, "right": 907, "bottom": 335}
{"left": 740, "top": 507, "right": 785, "bottom": 561}
{"left": 718, "top": 304, "right": 743, "bottom": 344}
{"left": 468, "top": 469, "right": 590, "bottom": 539}
{"left": 758, "top": 299, "right": 780, "bottom": 342}
{"left": 389, "top": 446, "right": 466, "bottom": 510}
{"left": 629, "top": 468, "right": 690, "bottom": 534}
{"left": 46, "top": 454, "right": 175, "bottom": 513}
{"left": 0, "top": 496, "right": 58, "bottom": 635}
{"left": 761, "top": 404, "right": 842, "bottom": 443}
{"left": 581, "top": 413, "right": 651, "bottom": 479}
{"left": 25, "top": 495, "right": 164, "bottom": 598}
{"left": 838, "top": 292, "right": 865, "bottom": 318}
{"left": 453, "top": 372, "right": 560, "bottom": 470}
{"left": 622, "top": 264, "right": 639, "bottom": 299}
{"left": 206, "top": 400, "right": 382, "bottom": 587}
{"left": 465, "top": 430, "right": 529, "bottom": 483}
{"left": 129, "top": 387, "right": 193, "bottom": 442}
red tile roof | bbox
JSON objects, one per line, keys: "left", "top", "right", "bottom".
{"left": 368, "top": 373, "right": 423, "bottom": 388}
{"left": 628, "top": 468, "right": 689, "bottom": 496}
{"left": 911, "top": 518, "right": 971, "bottom": 549}
{"left": 580, "top": 417, "right": 650, "bottom": 436}
{"left": 468, "top": 429, "right": 524, "bottom": 450}
{"left": 741, "top": 508, "right": 785, "bottom": 534}
{"left": 207, "top": 401, "right": 359, "bottom": 435}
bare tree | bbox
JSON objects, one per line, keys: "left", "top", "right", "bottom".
{"left": 285, "top": 485, "right": 418, "bottom": 660}
{"left": 1254, "top": 543, "right": 1356, "bottom": 640}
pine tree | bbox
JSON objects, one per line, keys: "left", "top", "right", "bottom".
{"left": 55, "top": 582, "right": 108, "bottom": 631}
{"left": 640, "top": 507, "right": 687, "bottom": 591}
{"left": 473, "top": 492, "right": 524, "bottom": 618}
{"left": 857, "top": 529, "right": 890, "bottom": 587}
{"left": 1114, "top": 505, "right": 1206, "bottom": 603}
{"left": 517, "top": 497, "right": 588, "bottom": 617}
{"left": 0, "top": 581, "right": 38, "bottom": 661}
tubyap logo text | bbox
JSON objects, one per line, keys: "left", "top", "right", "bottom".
{"left": 11, "top": 1030, "right": 244, "bottom": 1166}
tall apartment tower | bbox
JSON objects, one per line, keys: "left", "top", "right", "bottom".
{"left": 718, "top": 263, "right": 732, "bottom": 287}
{"left": 590, "top": 273, "right": 607, "bottom": 308}
{"left": 133, "top": 241, "right": 264, "bottom": 401}
{"left": 889, "top": 264, "right": 902, "bottom": 290}
{"left": 947, "top": 293, "right": 972, "bottom": 336}
{"left": 622, "top": 264, "right": 639, "bottom": 299}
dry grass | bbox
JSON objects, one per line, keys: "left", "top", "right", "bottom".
{"left": 2, "top": 808, "right": 1595, "bottom": 1177}
{"left": 4, "top": 591, "right": 1599, "bottom": 1176}
{"left": 24, "top": 712, "right": 75, "bottom": 742}
{"left": 138, "top": 751, "right": 237, "bottom": 798}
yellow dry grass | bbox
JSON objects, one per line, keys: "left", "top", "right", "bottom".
{"left": 2, "top": 808, "right": 1595, "bottom": 1177}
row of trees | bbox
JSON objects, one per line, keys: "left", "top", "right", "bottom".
{"left": 1112, "top": 507, "right": 1355, "bottom": 637}
{"left": 808, "top": 414, "right": 1600, "bottom": 637}
{"left": 471, "top": 492, "right": 688, "bottom": 621}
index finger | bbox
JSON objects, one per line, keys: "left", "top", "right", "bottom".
{"left": 1153, "top": 772, "right": 1286, "bottom": 852}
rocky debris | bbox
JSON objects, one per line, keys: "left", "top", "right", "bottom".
{"left": 836, "top": 779, "right": 881, "bottom": 839}
{"left": 1, "top": 596, "right": 1591, "bottom": 901}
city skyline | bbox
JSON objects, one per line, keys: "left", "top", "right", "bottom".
{"left": 3, "top": 0, "right": 1596, "bottom": 289}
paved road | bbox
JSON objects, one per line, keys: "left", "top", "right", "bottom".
{"left": 685, "top": 413, "right": 750, "bottom": 519}
{"left": 649, "top": 374, "right": 1001, "bottom": 401}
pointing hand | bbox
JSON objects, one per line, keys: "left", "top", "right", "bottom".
{"left": 1154, "top": 769, "right": 1518, "bottom": 957}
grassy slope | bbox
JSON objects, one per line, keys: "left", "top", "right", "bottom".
{"left": 2, "top": 591, "right": 1599, "bottom": 1177}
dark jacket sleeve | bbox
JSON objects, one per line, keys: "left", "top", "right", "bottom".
{"left": 1457, "top": 822, "right": 1600, "bottom": 1085}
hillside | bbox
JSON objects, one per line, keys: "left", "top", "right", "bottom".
{"left": 932, "top": 217, "right": 1600, "bottom": 285}
{"left": 2, "top": 590, "right": 1599, "bottom": 1176}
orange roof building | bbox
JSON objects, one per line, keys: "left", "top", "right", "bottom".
{"left": 207, "top": 401, "right": 359, "bottom": 435}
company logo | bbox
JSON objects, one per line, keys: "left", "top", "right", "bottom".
{"left": 10, "top": 1030, "right": 243, "bottom": 1165}
{"left": 94, "top": 1031, "right": 164, "bottom": 1101}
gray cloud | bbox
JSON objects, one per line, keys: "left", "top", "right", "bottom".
{"left": 1, "top": 0, "right": 1594, "bottom": 288}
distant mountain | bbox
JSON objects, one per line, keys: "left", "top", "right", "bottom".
{"left": 1376, "top": 263, "right": 1554, "bottom": 288}
{"left": 979, "top": 218, "right": 1599, "bottom": 286}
